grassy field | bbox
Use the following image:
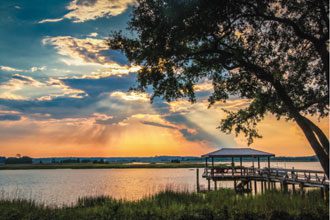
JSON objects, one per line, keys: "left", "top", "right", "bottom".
{"left": 0, "top": 162, "right": 210, "bottom": 170}
{"left": 0, "top": 189, "right": 328, "bottom": 220}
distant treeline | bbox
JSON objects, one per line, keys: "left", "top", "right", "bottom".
{"left": 0, "top": 155, "right": 318, "bottom": 165}
{"left": 0, "top": 156, "right": 33, "bottom": 164}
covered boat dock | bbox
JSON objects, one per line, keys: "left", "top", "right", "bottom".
{"left": 200, "top": 148, "right": 329, "bottom": 197}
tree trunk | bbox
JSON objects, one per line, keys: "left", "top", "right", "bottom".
{"left": 242, "top": 60, "right": 329, "bottom": 177}
{"left": 293, "top": 115, "right": 329, "bottom": 177}
{"left": 271, "top": 81, "right": 329, "bottom": 177}
{"left": 304, "top": 117, "right": 329, "bottom": 155}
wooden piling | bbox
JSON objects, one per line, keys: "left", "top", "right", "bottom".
{"left": 207, "top": 179, "right": 211, "bottom": 191}
{"left": 196, "top": 169, "right": 200, "bottom": 192}
{"left": 320, "top": 187, "right": 324, "bottom": 199}
{"left": 299, "top": 183, "right": 304, "bottom": 196}
{"left": 283, "top": 182, "right": 288, "bottom": 193}
{"left": 325, "top": 185, "right": 329, "bottom": 201}
{"left": 214, "top": 181, "right": 217, "bottom": 190}
{"left": 254, "top": 180, "right": 257, "bottom": 194}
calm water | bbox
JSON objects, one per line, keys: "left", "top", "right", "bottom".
{"left": 0, "top": 162, "right": 322, "bottom": 206}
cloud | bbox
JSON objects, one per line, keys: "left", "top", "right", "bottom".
{"left": 140, "top": 121, "right": 176, "bottom": 129}
{"left": 62, "top": 73, "right": 137, "bottom": 97}
{"left": 42, "top": 36, "right": 109, "bottom": 65}
{"left": 30, "top": 66, "right": 47, "bottom": 72}
{"left": 0, "top": 74, "right": 86, "bottom": 100}
{"left": 0, "top": 65, "right": 47, "bottom": 73}
{"left": 38, "top": 18, "right": 64, "bottom": 24}
{"left": 0, "top": 110, "right": 22, "bottom": 121}
{"left": 0, "top": 66, "right": 21, "bottom": 72}
{"left": 110, "top": 91, "right": 149, "bottom": 102}
{"left": 0, "top": 111, "right": 211, "bottom": 157}
{"left": 88, "top": 32, "right": 98, "bottom": 37}
{"left": 39, "top": 0, "right": 136, "bottom": 23}
{"left": 0, "top": 114, "right": 21, "bottom": 121}
{"left": 42, "top": 36, "right": 139, "bottom": 76}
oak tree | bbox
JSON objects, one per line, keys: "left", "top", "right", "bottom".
{"left": 109, "top": 0, "right": 329, "bottom": 175}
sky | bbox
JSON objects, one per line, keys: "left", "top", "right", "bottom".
{"left": 0, "top": 0, "right": 328, "bottom": 157}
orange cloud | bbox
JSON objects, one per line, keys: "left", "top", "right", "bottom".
{"left": 0, "top": 113, "right": 211, "bottom": 157}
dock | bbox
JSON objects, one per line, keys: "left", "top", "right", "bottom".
{"left": 199, "top": 148, "right": 329, "bottom": 198}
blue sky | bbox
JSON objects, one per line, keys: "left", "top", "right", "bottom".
{"left": 0, "top": 0, "right": 324, "bottom": 157}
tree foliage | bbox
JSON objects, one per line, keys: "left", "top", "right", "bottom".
{"left": 108, "top": 0, "right": 329, "bottom": 175}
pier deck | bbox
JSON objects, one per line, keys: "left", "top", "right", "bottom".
{"left": 202, "top": 167, "right": 329, "bottom": 188}
{"left": 200, "top": 148, "right": 329, "bottom": 197}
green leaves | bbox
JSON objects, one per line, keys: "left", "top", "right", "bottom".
{"left": 108, "top": 0, "right": 329, "bottom": 145}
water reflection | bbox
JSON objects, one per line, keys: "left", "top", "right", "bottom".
{"left": 0, "top": 162, "right": 322, "bottom": 206}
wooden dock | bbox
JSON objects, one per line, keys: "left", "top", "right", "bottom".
{"left": 202, "top": 167, "right": 329, "bottom": 196}
{"left": 200, "top": 148, "right": 329, "bottom": 199}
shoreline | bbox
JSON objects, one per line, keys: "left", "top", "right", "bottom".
{"left": 0, "top": 161, "right": 321, "bottom": 170}
{"left": 0, "top": 163, "right": 206, "bottom": 170}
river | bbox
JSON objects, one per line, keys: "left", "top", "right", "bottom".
{"left": 0, "top": 162, "right": 322, "bottom": 206}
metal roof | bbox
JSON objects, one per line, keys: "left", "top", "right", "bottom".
{"left": 201, "top": 148, "right": 275, "bottom": 158}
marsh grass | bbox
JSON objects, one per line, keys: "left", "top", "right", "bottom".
{"left": 0, "top": 189, "right": 328, "bottom": 220}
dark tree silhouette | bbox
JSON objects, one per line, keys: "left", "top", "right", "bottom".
{"left": 108, "top": 0, "right": 329, "bottom": 176}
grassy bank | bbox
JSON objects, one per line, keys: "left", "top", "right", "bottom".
{"left": 0, "top": 162, "right": 209, "bottom": 170}
{"left": 0, "top": 189, "right": 328, "bottom": 220}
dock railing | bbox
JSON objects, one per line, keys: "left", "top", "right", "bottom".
{"left": 203, "top": 166, "right": 329, "bottom": 186}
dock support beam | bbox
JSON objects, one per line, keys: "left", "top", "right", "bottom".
{"left": 299, "top": 183, "right": 304, "bottom": 196}
{"left": 254, "top": 180, "right": 257, "bottom": 194}
{"left": 283, "top": 182, "right": 288, "bottom": 193}
{"left": 240, "top": 157, "right": 242, "bottom": 175}
{"left": 196, "top": 169, "right": 200, "bottom": 192}
{"left": 325, "top": 185, "right": 329, "bottom": 201}
{"left": 214, "top": 181, "right": 217, "bottom": 190}
{"left": 207, "top": 179, "right": 211, "bottom": 191}
{"left": 231, "top": 157, "right": 234, "bottom": 176}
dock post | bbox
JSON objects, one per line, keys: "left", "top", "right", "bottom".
{"left": 261, "top": 181, "right": 264, "bottom": 194}
{"left": 299, "top": 183, "right": 304, "bottom": 196}
{"left": 320, "top": 187, "right": 324, "bottom": 199}
{"left": 283, "top": 182, "right": 288, "bottom": 193}
{"left": 254, "top": 180, "right": 257, "bottom": 194}
{"left": 234, "top": 179, "right": 237, "bottom": 191}
{"left": 207, "top": 179, "right": 211, "bottom": 191}
{"left": 292, "top": 184, "right": 295, "bottom": 193}
{"left": 325, "top": 185, "right": 329, "bottom": 201}
{"left": 196, "top": 169, "right": 200, "bottom": 193}
{"left": 240, "top": 157, "right": 242, "bottom": 175}
{"left": 214, "top": 181, "right": 217, "bottom": 190}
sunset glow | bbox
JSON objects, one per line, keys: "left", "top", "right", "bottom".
{"left": 0, "top": 0, "right": 328, "bottom": 158}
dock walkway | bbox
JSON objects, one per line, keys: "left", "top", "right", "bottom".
{"left": 202, "top": 167, "right": 329, "bottom": 194}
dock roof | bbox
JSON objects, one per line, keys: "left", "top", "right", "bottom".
{"left": 201, "top": 148, "right": 275, "bottom": 158}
